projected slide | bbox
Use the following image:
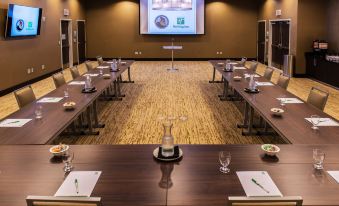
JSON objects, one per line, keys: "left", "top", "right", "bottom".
{"left": 140, "top": 0, "right": 205, "bottom": 35}
{"left": 7, "top": 4, "right": 42, "bottom": 37}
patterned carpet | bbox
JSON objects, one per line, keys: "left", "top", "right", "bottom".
{"left": 54, "top": 61, "right": 283, "bottom": 145}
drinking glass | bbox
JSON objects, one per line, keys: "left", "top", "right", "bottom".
{"left": 99, "top": 68, "right": 103, "bottom": 75}
{"left": 35, "top": 104, "right": 43, "bottom": 119}
{"left": 118, "top": 57, "right": 122, "bottom": 65}
{"left": 279, "top": 95, "right": 286, "bottom": 107}
{"left": 310, "top": 115, "right": 320, "bottom": 130}
{"left": 313, "top": 149, "right": 325, "bottom": 169}
{"left": 219, "top": 151, "right": 231, "bottom": 173}
{"left": 64, "top": 88, "right": 69, "bottom": 99}
{"left": 63, "top": 151, "right": 74, "bottom": 173}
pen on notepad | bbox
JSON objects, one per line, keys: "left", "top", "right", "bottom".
{"left": 251, "top": 178, "right": 270, "bottom": 193}
{"left": 4, "top": 120, "right": 20, "bottom": 125}
{"left": 75, "top": 179, "right": 79, "bottom": 194}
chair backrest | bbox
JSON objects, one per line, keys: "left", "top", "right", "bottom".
{"left": 52, "top": 72, "right": 66, "bottom": 88}
{"left": 228, "top": 196, "right": 303, "bottom": 206}
{"left": 239, "top": 57, "right": 247, "bottom": 66}
{"left": 14, "top": 85, "right": 36, "bottom": 108}
{"left": 277, "top": 75, "right": 290, "bottom": 89}
{"left": 96, "top": 56, "right": 104, "bottom": 65}
{"left": 307, "top": 87, "right": 329, "bottom": 111}
{"left": 85, "top": 61, "right": 94, "bottom": 71}
{"left": 70, "top": 66, "right": 80, "bottom": 79}
{"left": 249, "top": 61, "right": 258, "bottom": 73}
{"left": 26, "top": 196, "right": 101, "bottom": 206}
{"left": 263, "top": 67, "right": 274, "bottom": 80}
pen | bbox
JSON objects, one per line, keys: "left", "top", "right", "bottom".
{"left": 75, "top": 179, "right": 79, "bottom": 194}
{"left": 4, "top": 120, "right": 20, "bottom": 125}
{"left": 251, "top": 178, "right": 270, "bottom": 193}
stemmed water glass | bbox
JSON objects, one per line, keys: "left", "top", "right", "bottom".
{"left": 310, "top": 115, "right": 321, "bottom": 130}
{"left": 35, "top": 103, "right": 43, "bottom": 119}
{"left": 313, "top": 149, "right": 325, "bottom": 170}
{"left": 219, "top": 151, "right": 231, "bottom": 174}
{"left": 279, "top": 95, "right": 286, "bottom": 107}
{"left": 63, "top": 151, "right": 74, "bottom": 173}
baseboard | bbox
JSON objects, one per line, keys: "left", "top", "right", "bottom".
{"left": 0, "top": 68, "right": 63, "bottom": 97}
{"left": 293, "top": 73, "right": 308, "bottom": 78}
{"left": 88, "top": 57, "right": 257, "bottom": 61}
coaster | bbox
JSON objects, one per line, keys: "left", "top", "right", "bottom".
{"left": 153, "top": 146, "right": 183, "bottom": 162}
{"left": 82, "top": 87, "right": 97, "bottom": 93}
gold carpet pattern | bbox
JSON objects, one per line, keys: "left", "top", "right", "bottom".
{"left": 0, "top": 61, "right": 338, "bottom": 145}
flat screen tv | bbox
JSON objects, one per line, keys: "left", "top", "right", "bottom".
{"left": 5, "top": 4, "right": 43, "bottom": 38}
{"left": 140, "top": 0, "right": 205, "bottom": 35}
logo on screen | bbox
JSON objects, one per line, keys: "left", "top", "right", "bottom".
{"left": 154, "top": 15, "right": 169, "bottom": 29}
{"left": 177, "top": 17, "right": 185, "bottom": 25}
{"left": 16, "top": 19, "right": 25, "bottom": 32}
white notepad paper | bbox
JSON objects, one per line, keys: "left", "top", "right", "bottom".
{"left": 233, "top": 66, "right": 247, "bottom": 70}
{"left": 0, "top": 119, "right": 32, "bottom": 127}
{"left": 255, "top": 82, "right": 274, "bottom": 86}
{"left": 37, "top": 97, "right": 63, "bottom": 103}
{"left": 97, "top": 66, "right": 110, "bottom": 69}
{"left": 55, "top": 171, "right": 102, "bottom": 197}
{"left": 276, "top": 98, "right": 304, "bottom": 104}
{"left": 244, "top": 74, "right": 260, "bottom": 78}
{"left": 236, "top": 171, "right": 283, "bottom": 197}
{"left": 328, "top": 171, "right": 339, "bottom": 183}
{"left": 68, "top": 81, "right": 85, "bottom": 85}
{"left": 83, "top": 74, "right": 99, "bottom": 77}
{"left": 305, "top": 118, "right": 339, "bottom": 127}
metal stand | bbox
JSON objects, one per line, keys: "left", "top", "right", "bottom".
{"left": 163, "top": 42, "right": 182, "bottom": 72}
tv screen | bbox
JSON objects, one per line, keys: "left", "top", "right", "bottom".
{"left": 5, "top": 4, "right": 42, "bottom": 37}
{"left": 140, "top": 0, "right": 205, "bottom": 35}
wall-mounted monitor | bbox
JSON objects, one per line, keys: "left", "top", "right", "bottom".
{"left": 140, "top": 0, "right": 205, "bottom": 35}
{"left": 5, "top": 4, "right": 43, "bottom": 38}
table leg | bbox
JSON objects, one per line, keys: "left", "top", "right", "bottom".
{"left": 237, "top": 102, "right": 249, "bottom": 128}
{"left": 242, "top": 106, "right": 255, "bottom": 136}
{"left": 93, "top": 100, "right": 105, "bottom": 128}
{"left": 209, "top": 67, "right": 223, "bottom": 83}
{"left": 121, "top": 67, "right": 134, "bottom": 83}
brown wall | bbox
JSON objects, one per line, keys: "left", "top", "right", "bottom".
{"left": 84, "top": 0, "right": 258, "bottom": 59}
{"left": 0, "top": 0, "right": 85, "bottom": 91}
{"left": 297, "top": 0, "right": 327, "bottom": 73}
{"left": 327, "top": 0, "right": 339, "bottom": 51}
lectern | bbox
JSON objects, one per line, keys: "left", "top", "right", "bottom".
{"left": 162, "top": 41, "right": 183, "bottom": 72}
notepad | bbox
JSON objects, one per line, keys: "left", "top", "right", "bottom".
{"left": 255, "top": 82, "right": 274, "bottom": 86}
{"left": 305, "top": 118, "right": 339, "bottom": 127}
{"left": 97, "top": 66, "right": 109, "bottom": 69}
{"left": 37, "top": 97, "right": 63, "bottom": 103}
{"left": 233, "top": 66, "right": 247, "bottom": 70}
{"left": 0, "top": 119, "right": 32, "bottom": 127}
{"left": 328, "top": 171, "right": 339, "bottom": 183}
{"left": 83, "top": 74, "right": 99, "bottom": 77}
{"left": 276, "top": 98, "right": 304, "bottom": 104}
{"left": 237, "top": 171, "right": 283, "bottom": 197}
{"left": 55, "top": 171, "right": 102, "bottom": 197}
{"left": 68, "top": 81, "right": 85, "bottom": 85}
{"left": 244, "top": 74, "right": 260, "bottom": 78}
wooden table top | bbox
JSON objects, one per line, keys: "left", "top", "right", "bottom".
{"left": 209, "top": 60, "right": 339, "bottom": 144}
{"left": 1, "top": 145, "right": 339, "bottom": 206}
{"left": 0, "top": 60, "right": 134, "bottom": 145}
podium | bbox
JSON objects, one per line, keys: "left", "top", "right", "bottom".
{"left": 162, "top": 43, "right": 183, "bottom": 72}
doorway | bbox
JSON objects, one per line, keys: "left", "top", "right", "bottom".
{"left": 257, "top": 20, "right": 266, "bottom": 64}
{"left": 268, "top": 20, "right": 290, "bottom": 70}
{"left": 60, "top": 19, "right": 73, "bottom": 69}
{"left": 77, "top": 20, "right": 86, "bottom": 64}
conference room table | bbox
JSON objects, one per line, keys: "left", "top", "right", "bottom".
{"left": 209, "top": 60, "right": 339, "bottom": 145}
{"left": 1, "top": 145, "right": 339, "bottom": 206}
{"left": 0, "top": 60, "right": 134, "bottom": 145}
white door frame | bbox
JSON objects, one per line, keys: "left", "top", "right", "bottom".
{"left": 257, "top": 20, "right": 267, "bottom": 64}
{"left": 60, "top": 19, "right": 73, "bottom": 69}
{"left": 76, "top": 20, "right": 86, "bottom": 65}
{"left": 268, "top": 19, "right": 291, "bottom": 70}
